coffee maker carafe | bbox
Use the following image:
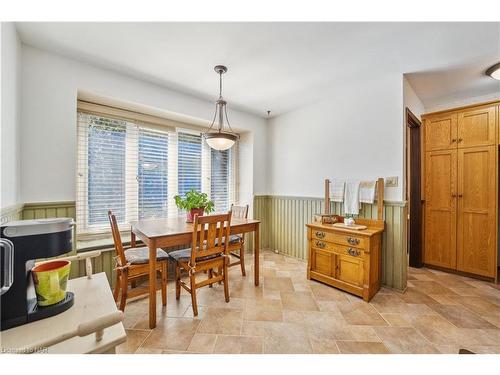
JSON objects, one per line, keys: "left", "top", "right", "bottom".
{"left": 1, "top": 218, "right": 74, "bottom": 331}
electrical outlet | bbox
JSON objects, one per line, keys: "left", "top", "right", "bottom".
{"left": 385, "top": 176, "right": 398, "bottom": 187}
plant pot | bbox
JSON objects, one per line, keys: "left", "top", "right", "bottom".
{"left": 186, "top": 208, "right": 204, "bottom": 223}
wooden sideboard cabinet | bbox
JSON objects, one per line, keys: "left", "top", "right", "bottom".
{"left": 306, "top": 219, "right": 384, "bottom": 301}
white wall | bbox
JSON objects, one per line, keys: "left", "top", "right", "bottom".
{"left": 0, "top": 23, "right": 22, "bottom": 209}
{"left": 268, "top": 72, "right": 404, "bottom": 202}
{"left": 403, "top": 77, "right": 425, "bottom": 120}
{"left": 424, "top": 91, "right": 500, "bottom": 114}
{"left": 20, "top": 45, "right": 268, "bottom": 208}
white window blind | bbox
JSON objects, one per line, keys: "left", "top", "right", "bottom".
{"left": 76, "top": 105, "right": 238, "bottom": 237}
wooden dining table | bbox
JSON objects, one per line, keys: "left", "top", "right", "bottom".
{"left": 130, "top": 216, "right": 261, "bottom": 329}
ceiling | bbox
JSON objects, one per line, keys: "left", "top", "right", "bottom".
{"left": 15, "top": 22, "right": 500, "bottom": 117}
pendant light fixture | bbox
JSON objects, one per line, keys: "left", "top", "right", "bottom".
{"left": 203, "top": 65, "right": 239, "bottom": 151}
{"left": 486, "top": 62, "right": 500, "bottom": 80}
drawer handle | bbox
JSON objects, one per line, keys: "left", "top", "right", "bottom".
{"left": 315, "top": 231, "right": 325, "bottom": 239}
{"left": 315, "top": 241, "right": 326, "bottom": 249}
{"left": 347, "top": 237, "right": 360, "bottom": 245}
{"left": 347, "top": 248, "right": 361, "bottom": 257}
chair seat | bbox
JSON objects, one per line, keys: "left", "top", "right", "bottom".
{"left": 124, "top": 247, "right": 169, "bottom": 265}
{"left": 168, "top": 248, "right": 222, "bottom": 263}
{"left": 229, "top": 234, "right": 243, "bottom": 244}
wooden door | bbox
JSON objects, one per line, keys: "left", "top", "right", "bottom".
{"left": 457, "top": 105, "right": 496, "bottom": 148}
{"left": 335, "top": 254, "right": 363, "bottom": 287}
{"left": 456, "top": 146, "right": 497, "bottom": 277}
{"left": 310, "top": 248, "right": 334, "bottom": 277}
{"left": 424, "top": 149, "right": 457, "bottom": 269}
{"left": 424, "top": 113, "right": 457, "bottom": 151}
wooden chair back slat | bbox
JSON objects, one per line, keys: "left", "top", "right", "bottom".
{"left": 231, "top": 204, "right": 249, "bottom": 219}
{"left": 190, "top": 212, "right": 232, "bottom": 265}
{"left": 108, "top": 210, "right": 127, "bottom": 266}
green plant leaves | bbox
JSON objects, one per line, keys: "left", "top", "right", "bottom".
{"left": 174, "top": 189, "right": 215, "bottom": 214}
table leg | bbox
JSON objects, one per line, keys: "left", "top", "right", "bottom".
{"left": 131, "top": 231, "right": 136, "bottom": 248}
{"left": 148, "top": 239, "right": 157, "bottom": 329}
{"left": 254, "top": 223, "right": 260, "bottom": 286}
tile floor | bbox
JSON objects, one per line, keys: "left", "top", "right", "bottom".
{"left": 116, "top": 249, "right": 500, "bottom": 354}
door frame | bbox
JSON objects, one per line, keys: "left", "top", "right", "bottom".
{"left": 405, "top": 107, "right": 424, "bottom": 268}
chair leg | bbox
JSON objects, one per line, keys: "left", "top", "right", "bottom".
{"left": 161, "top": 261, "right": 167, "bottom": 306}
{"left": 218, "top": 266, "right": 222, "bottom": 284}
{"left": 175, "top": 263, "right": 181, "bottom": 300}
{"left": 113, "top": 271, "right": 120, "bottom": 302}
{"left": 240, "top": 243, "right": 246, "bottom": 277}
{"left": 119, "top": 269, "right": 128, "bottom": 312}
{"left": 208, "top": 268, "right": 213, "bottom": 287}
{"left": 223, "top": 258, "right": 230, "bottom": 303}
{"left": 190, "top": 273, "right": 198, "bottom": 316}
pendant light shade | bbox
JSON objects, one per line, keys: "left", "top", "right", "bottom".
{"left": 486, "top": 62, "right": 500, "bottom": 80}
{"left": 203, "top": 65, "right": 239, "bottom": 150}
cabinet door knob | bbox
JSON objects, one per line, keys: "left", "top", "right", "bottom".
{"left": 347, "top": 237, "right": 360, "bottom": 245}
{"left": 458, "top": 138, "right": 463, "bottom": 142}
{"left": 315, "top": 241, "right": 325, "bottom": 249}
{"left": 315, "top": 231, "right": 325, "bottom": 239}
{"left": 347, "top": 248, "right": 361, "bottom": 257}
{"left": 451, "top": 139, "right": 456, "bottom": 143}
{"left": 458, "top": 194, "right": 463, "bottom": 198}
{"left": 451, "top": 194, "right": 457, "bottom": 198}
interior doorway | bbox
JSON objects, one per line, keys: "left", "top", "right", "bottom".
{"left": 406, "top": 108, "right": 423, "bottom": 268}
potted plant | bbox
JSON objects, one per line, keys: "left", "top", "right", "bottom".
{"left": 174, "top": 189, "right": 215, "bottom": 223}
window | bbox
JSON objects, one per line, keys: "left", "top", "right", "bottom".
{"left": 138, "top": 128, "right": 169, "bottom": 219}
{"left": 178, "top": 132, "right": 202, "bottom": 196}
{"left": 76, "top": 103, "right": 238, "bottom": 236}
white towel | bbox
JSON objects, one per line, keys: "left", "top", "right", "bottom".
{"left": 330, "top": 178, "right": 345, "bottom": 202}
{"left": 359, "top": 180, "right": 377, "bottom": 204}
{"left": 344, "top": 179, "right": 361, "bottom": 215}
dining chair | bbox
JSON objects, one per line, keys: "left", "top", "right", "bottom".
{"left": 168, "top": 212, "right": 232, "bottom": 316}
{"left": 227, "top": 204, "right": 249, "bottom": 276}
{"left": 107, "top": 210, "right": 169, "bottom": 312}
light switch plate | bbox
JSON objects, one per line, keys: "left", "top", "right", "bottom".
{"left": 385, "top": 176, "right": 398, "bottom": 187}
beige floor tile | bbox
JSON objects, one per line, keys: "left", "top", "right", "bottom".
{"left": 338, "top": 301, "right": 388, "bottom": 326}
{"left": 116, "top": 329, "right": 151, "bottom": 354}
{"left": 140, "top": 318, "right": 200, "bottom": 351}
{"left": 213, "top": 335, "right": 263, "bottom": 354}
{"left": 455, "top": 296, "right": 500, "bottom": 317}
{"left": 336, "top": 341, "right": 390, "bottom": 354}
{"left": 350, "top": 326, "right": 382, "bottom": 342}
{"left": 380, "top": 313, "right": 411, "bottom": 327}
{"left": 410, "top": 314, "right": 459, "bottom": 345}
{"left": 430, "top": 304, "right": 496, "bottom": 329}
{"left": 186, "top": 333, "right": 217, "bottom": 353}
{"left": 409, "top": 280, "right": 457, "bottom": 295}
{"left": 309, "top": 336, "right": 340, "bottom": 354}
{"left": 263, "top": 277, "right": 295, "bottom": 292}
{"left": 310, "top": 282, "right": 351, "bottom": 302}
{"left": 134, "top": 347, "right": 164, "bottom": 354}
{"left": 280, "top": 291, "right": 319, "bottom": 311}
{"left": 264, "top": 332, "right": 312, "bottom": 354}
{"left": 197, "top": 307, "right": 243, "bottom": 335}
{"left": 374, "top": 326, "right": 438, "bottom": 354}
{"left": 244, "top": 305, "right": 283, "bottom": 322}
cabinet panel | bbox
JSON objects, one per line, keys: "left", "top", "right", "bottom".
{"left": 457, "top": 106, "right": 496, "bottom": 148}
{"left": 310, "top": 248, "right": 334, "bottom": 277}
{"left": 424, "top": 150, "right": 457, "bottom": 269}
{"left": 425, "top": 113, "right": 457, "bottom": 151}
{"left": 457, "top": 146, "right": 496, "bottom": 277}
{"left": 336, "top": 254, "right": 363, "bottom": 287}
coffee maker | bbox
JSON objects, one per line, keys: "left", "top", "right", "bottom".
{"left": 1, "top": 218, "right": 75, "bottom": 331}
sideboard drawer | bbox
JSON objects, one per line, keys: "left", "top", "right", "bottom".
{"left": 312, "top": 230, "right": 366, "bottom": 249}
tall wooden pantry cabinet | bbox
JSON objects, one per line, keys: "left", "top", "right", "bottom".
{"left": 422, "top": 102, "right": 499, "bottom": 279}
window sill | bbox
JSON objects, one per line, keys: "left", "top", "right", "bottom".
{"left": 76, "top": 232, "right": 140, "bottom": 253}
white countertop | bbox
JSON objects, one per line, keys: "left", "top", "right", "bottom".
{"left": 1, "top": 272, "right": 126, "bottom": 354}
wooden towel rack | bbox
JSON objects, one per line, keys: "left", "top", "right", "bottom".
{"left": 324, "top": 178, "right": 385, "bottom": 220}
